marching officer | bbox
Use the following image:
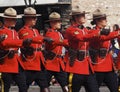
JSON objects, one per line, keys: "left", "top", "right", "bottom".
{"left": 64, "top": 7, "right": 100, "bottom": 92}
{"left": 18, "top": 7, "right": 50, "bottom": 92}
{"left": 0, "top": 8, "right": 28, "bottom": 92}
{"left": 89, "top": 9, "right": 120, "bottom": 92}
{"left": 44, "top": 12, "right": 69, "bottom": 92}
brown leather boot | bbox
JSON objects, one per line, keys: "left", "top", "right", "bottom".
{"left": 62, "top": 86, "right": 69, "bottom": 92}
{"left": 40, "top": 88, "right": 50, "bottom": 92}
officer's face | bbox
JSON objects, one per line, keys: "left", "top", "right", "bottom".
{"left": 97, "top": 17, "right": 107, "bottom": 28}
{"left": 31, "top": 17, "right": 37, "bottom": 26}
{"left": 50, "top": 20, "right": 62, "bottom": 30}
{"left": 75, "top": 14, "right": 86, "bottom": 24}
{"left": 25, "top": 17, "right": 37, "bottom": 26}
{"left": 4, "top": 18, "right": 17, "bottom": 27}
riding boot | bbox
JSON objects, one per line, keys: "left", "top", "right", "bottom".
{"left": 40, "top": 87, "right": 50, "bottom": 92}
{"left": 62, "top": 86, "right": 69, "bottom": 92}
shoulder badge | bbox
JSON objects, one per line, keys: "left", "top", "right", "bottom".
{"left": 74, "top": 31, "right": 79, "bottom": 35}
{"left": 22, "top": 32, "right": 29, "bottom": 37}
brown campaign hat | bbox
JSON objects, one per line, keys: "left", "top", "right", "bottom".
{"left": 92, "top": 9, "right": 107, "bottom": 20}
{"left": 90, "top": 9, "right": 108, "bottom": 25}
{"left": 70, "top": 6, "right": 89, "bottom": 16}
{"left": 0, "top": 7, "right": 21, "bottom": 18}
{"left": 45, "top": 12, "right": 62, "bottom": 22}
{"left": 22, "top": 7, "right": 41, "bottom": 17}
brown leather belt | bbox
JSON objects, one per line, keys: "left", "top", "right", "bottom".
{"left": 34, "top": 48, "right": 41, "bottom": 51}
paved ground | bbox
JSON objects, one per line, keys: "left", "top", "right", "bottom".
{"left": 9, "top": 86, "right": 110, "bottom": 92}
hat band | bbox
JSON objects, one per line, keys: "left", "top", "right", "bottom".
{"left": 93, "top": 14, "right": 106, "bottom": 19}
{"left": 24, "top": 13, "right": 36, "bottom": 16}
{"left": 4, "top": 13, "right": 17, "bottom": 17}
{"left": 71, "top": 11, "right": 88, "bottom": 16}
{"left": 73, "top": 11, "right": 85, "bottom": 14}
{"left": 49, "top": 18, "right": 61, "bottom": 20}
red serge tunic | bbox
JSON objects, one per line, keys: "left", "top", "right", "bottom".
{"left": 0, "top": 27, "right": 23, "bottom": 73}
{"left": 64, "top": 24, "right": 100, "bottom": 75}
{"left": 45, "top": 29, "right": 68, "bottom": 72}
{"left": 18, "top": 26, "right": 44, "bottom": 71}
{"left": 90, "top": 26, "right": 120, "bottom": 72}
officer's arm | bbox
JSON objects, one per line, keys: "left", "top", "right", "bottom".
{"left": 31, "top": 36, "right": 43, "bottom": 44}
{"left": 1, "top": 39, "right": 23, "bottom": 48}
{"left": 44, "top": 32, "right": 60, "bottom": 50}
{"left": 99, "top": 31, "right": 120, "bottom": 41}
{"left": 45, "top": 31, "right": 69, "bottom": 46}
{"left": 53, "top": 39, "right": 69, "bottom": 46}
{"left": 66, "top": 28, "right": 99, "bottom": 42}
{"left": 76, "top": 31, "right": 99, "bottom": 41}
{"left": 18, "top": 29, "right": 44, "bottom": 44}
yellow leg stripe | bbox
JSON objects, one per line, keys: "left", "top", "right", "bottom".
{"left": 68, "top": 73, "right": 73, "bottom": 92}
{"left": 118, "top": 86, "right": 120, "bottom": 92}
{"left": 0, "top": 73, "right": 4, "bottom": 92}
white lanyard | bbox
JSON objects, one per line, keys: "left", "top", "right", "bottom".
{"left": 32, "top": 29, "right": 37, "bottom": 37}
{"left": 58, "top": 31, "right": 66, "bottom": 56}
{"left": 11, "top": 30, "right": 15, "bottom": 39}
{"left": 10, "top": 30, "right": 15, "bottom": 50}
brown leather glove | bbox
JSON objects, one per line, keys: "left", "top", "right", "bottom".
{"left": 100, "top": 28, "right": 110, "bottom": 35}
{"left": 43, "top": 37, "right": 54, "bottom": 44}
{"left": 23, "top": 38, "right": 32, "bottom": 47}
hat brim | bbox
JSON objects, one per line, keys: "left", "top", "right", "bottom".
{"left": 45, "top": 18, "right": 62, "bottom": 22}
{"left": 21, "top": 14, "right": 41, "bottom": 17}
{"left": 89, "top": 15, "right": 109, "bottom": 20}
{"left": 0, "top": 13, "right": 21, "bottom": 18}
{"left": 70, "top": 12, "right": 89, "bottom": 16}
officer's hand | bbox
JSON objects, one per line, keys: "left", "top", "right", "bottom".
{"left": 23, "top": 38, "right": 32, "bottom": 47}
{"left": 43, "top": 37, "right": 54, "bottom": 44}
{"left": 0, "top": 34, "right": 6, "bottom": 42}
{"left": 68, "top": 48, "right": 77, "bottom": 67}
{"left": 100, "top": 28, "right": 110, "bottom": 35}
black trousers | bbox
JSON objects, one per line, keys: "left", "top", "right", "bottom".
{"left": 25, "top": 70, "right": 49, "bottom": 89}
{"left": 118, "top": 76, "right": 120, "bottom": 86}
{"left": 95, "top": 71, "right": 118, "bottom": 92}
{"left": 69, "top": 73, "right": 100, "bottom": 92}
{"left": 2, "top": 65, "right": 27, "bottom": 92}
{"left": 46, "top": 70, "right": 68, "bottom": 88}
